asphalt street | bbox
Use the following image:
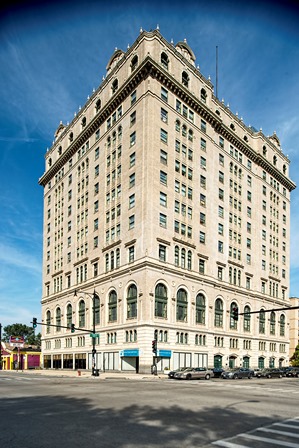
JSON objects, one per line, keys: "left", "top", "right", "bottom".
{"left": 0, "top": 372, "right": 298, "bottom": 448}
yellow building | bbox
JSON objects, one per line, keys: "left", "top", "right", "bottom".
{"left": 0, "top": 342, "right": 41, "bottom": 370}
{"left": 39, "top": 29, "right": 295, "bottom": 374}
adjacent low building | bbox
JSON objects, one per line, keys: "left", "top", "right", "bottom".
{"left": 38, "top": 28, "right": 296, "bottom": 374}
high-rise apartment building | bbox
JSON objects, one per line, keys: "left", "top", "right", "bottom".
{"left": 39, "top": 29, "right": 295, "bottom": 374}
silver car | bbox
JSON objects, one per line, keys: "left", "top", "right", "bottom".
{"left": 174, "top": 367, "right": 213, "bottom": 380}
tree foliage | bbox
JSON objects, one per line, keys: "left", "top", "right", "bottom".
{"left": 290, "top": 344, "right": 299, "bottom": 367}
{"left": 2, "top": 323, "right": 41, "bottom": 347}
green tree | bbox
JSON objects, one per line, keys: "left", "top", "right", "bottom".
{"left": 2, "top": 323, "right": 41, "bottom": 347}
{"left": 290, "top": 344, "right": 299, "bottom": 367}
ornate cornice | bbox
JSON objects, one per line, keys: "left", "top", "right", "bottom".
{"left": 39, "top": 52, "right": 296, "bottom": 192}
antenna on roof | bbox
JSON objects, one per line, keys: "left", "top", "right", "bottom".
{"left": 216, "top": 45, "right": 219, "bottom": 99}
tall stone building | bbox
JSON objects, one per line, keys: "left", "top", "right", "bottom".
{"left": 39, "top": 29, "right": 296, "bottom": 373}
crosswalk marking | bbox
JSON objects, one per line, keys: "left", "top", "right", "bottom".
{"left": 213, "top": 417, "right": 299, "bottom": 448}
{"left": 240, "top": 433, "right": 299, "bottom": 447}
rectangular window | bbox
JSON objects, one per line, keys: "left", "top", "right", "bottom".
{"left": 160, "top": 213, "right": 167, "bottom": 228}
{"left": 160, "top": 191, "right": 167, "bottom": 207}
{"left": 199, "top": 259, "right": 205, "bottom": 274}
{"left": 129, "top": 194, "right": 135, "bottom": 209}
{"left": 161, "top": 108, "right": 168, "bottom": 123}
{"left": 130, "top": 131, "right": 136, "bottom": 147}
{"left": 130, "top": 152, "right": 136, "bottom": 167}
{"left": 161, "top": 87, "right": 168, "bottom": 102}
{"left": 129, "top": 215, "right": 135, "bottom": 229}
{"left": 129, "top": 173, "right": 135, "bottom": 188}
{"left": 131, "top": 90, "right": 137, "bottom": 105}
{"left": 160, "top": 128, "right": 168, "bottom": 144}
{"left": 201, "top": 119, "right": 206, "bottom": 133}
{"left": 128, "top": 246, "right": 135, "bottom": 262}
{"left": 160, "top": 149, "right": 168, "bottom": 165}
{"left": 199, "top": 231, "right": 205, "bottom": 244}
{"left": 160, "top": 171, "right": 167, "bottom": 186}
{"left": 130, "top": 111, "right": 136, "bottom": 126}
{"left": 159, "top": 245, "right": 166, "bottom": 262}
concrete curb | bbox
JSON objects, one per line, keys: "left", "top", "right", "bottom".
{"left": 1, "top": 369, "right": 167, "bottom": 380}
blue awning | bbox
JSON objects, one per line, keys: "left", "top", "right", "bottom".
{"left": 120, "top": 349, "right": 139, "bottom": 357}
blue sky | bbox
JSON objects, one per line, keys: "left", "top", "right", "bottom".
{"left": 0, "top": 0, "right": 299, "bottom": 329}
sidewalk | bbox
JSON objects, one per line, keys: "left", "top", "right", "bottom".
{"left": 4, "top": 369, "right": 167, "bottom": 380}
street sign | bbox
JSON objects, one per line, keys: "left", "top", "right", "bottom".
{"left": 90, "top": 333, "right": 99, "bottom": 338}
{"left": 9, "top": 336, "right": 25, "bottom": 347}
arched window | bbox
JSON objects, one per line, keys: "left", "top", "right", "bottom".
{"left": 155, "top": 283, "right": 168, "bottom": 318}
{"left": 69, "top": 132, "right": 73, "bottom": 143}
{"left": 161, "top": 52, "right": 169, "bottom": 70}
{"left": 182, "top": 71, "right": 189, "bottom": 87}
{"left": 127, "top": 284, "right": 137, "bottom": 319}
{"left": 243, "top": 305, "right": 251, "bottom": 332}
{"left": 181, "top": 248, "right": 186, "bottom": 268}
{"left": 131, "top": 55, "right": 138, "bottom": 72}
{"left": 200, "top": 88, "right": 207, "bottom": 103}
{"left": 56, "top": 307, "right": 61, "bottom": 331}
{"left": 175, "top": 119, "right": 181, "bottom": 132}
{"left": 258, "top": 357, "right": 265, "bottom": 369}
{"left": 105, "top": 253, "right": 109, "bottom": 272}
{"left": 176, "top": 288, "right": 187, "bottom": 322}
{"left": 259, "top": 309, "right": 265, "bottom": 334}
{"left": 95, "top": 98, "right": 101, "bottom": 112}
{"left": 188, "top": 129, "right": 193, "bottom": 142}
{"left": 279, "top": 314, "right": 285, "bottom": 336}
{"left": 283, "top": 164, "right": 286, "bottom": 174}
{"left": 174, "top": 245, "right": 179, "bottom": 266}
{"left": 243, "top": 356, "right": 250, "bottom": 369}
{"left": 270, "top": 311, "right": 276, "bottom": 335}
{"left": 66, "top": 304, "right": 72, "bottom": 327}
{"left": 263, "top": 145, "right": 267, "bottom": 156}
{"left": 81, "top": 116, "right": 86, "bottom": 128}
{"left": 182, "top": 124, "right": 187, "bottom": 137}
{"left": 214, "top": 298, "right": 223, "bottom": 327}
{"left": 46, "top": 310, "right": 51, "bottom": 334}
{"left": 196, "top": 293, "right": 205, "bottom": 324}
{"left": 230, "top": 302, "right": 238, "bottom": 329}
{"left": 273, "top": 155, "right": 277, "bottom": 166}
{"left": 94, "top": 294, "right": 100, "bottom": 325}
{"left": 108, "top": 290, "right": 117, "bottom": 322}
{"left": 78, "top": 300, "right": 85, "bottom": 327}
{"left": 112, "top": 79, "right": 118, "bottom": 94}
{"left": 187, "top": 250, "right": 192, "bottom": 270}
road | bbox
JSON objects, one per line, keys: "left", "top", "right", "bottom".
{"left": 0, "top": 372, "right": 299, "bottom": 448}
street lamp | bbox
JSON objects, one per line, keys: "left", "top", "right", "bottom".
{"left": 74, "top": 289, "right": 100, "bottom": 376}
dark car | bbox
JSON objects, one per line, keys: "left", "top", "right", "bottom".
{"left": 285, "top": 367, "right": 299, "bottom": 377}
{"left": 212, "top": 368, "right": 225, "bottom": 378}
{"left": 221, "top": 367, "right": 254, "bottom": 379}
{"left": 256, "top": 368, "right": 284, "bottom": 378}
{"left": 168, "top": 367, "right": 188, "bottom": 379}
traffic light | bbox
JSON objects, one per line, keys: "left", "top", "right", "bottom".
{"left": 232, "top": 306, "right": 239, "bottom": 321}
{"left": 152, "top": 340, "right": 157, "bottom": 354}
{"left": 32, "top": 317, "right": 37, "bottom": 329}
{"left": 71, "top": 323, "right": 75, "bottom": 333}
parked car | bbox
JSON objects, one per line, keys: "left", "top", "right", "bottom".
{"left": 221, "top": 367, "right": 254, "bottom": 379}
{"left": 168, "top": 367, "right": 188, "bottom": 379}
{"left": 285, "top": 367, "right": 299, "bottom": 377}
{"left": 174, "top": 367, "right": 213, "bottom": 380}
{"left": 212, "top": 368, "right": 225, "bottom": 378}
{"left": 256, "top": 368, "right": 284, "bottom": 378}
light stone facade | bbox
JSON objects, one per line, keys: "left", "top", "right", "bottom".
{"left": 289, "top": 297, "right": 299, "bottom": 358}
{"left": 39, "top": 29, "right": 296, "bottom": 374}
